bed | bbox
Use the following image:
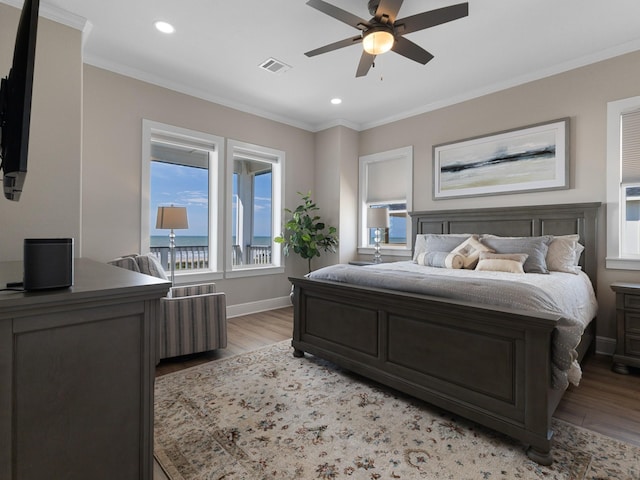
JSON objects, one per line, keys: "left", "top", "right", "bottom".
{"left": 290, "top": 202, "right": 600, "bottom": 465}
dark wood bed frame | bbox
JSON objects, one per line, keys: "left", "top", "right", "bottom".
{"left": 290, "top": 202, "right": 600, "bottom": 465}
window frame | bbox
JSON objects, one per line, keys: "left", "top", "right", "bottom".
{"left": 225, "top": 139, "right": 284, "bottom": 278}
{"left": 141, "top": 119, "right": 225, "bottom": 282}
{"left": 606, "top": 96, "right": 640, "bottom": 270}
{"left": 358, "top": 146, "right": 413, "bottom": 257}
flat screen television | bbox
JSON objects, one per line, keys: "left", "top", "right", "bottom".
{"left": 0, "top": 0, "right": 40, "bottom": 201}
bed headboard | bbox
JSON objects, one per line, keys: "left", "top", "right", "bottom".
{"left": 410, "top": 202, "right": 601, "bottom": 288}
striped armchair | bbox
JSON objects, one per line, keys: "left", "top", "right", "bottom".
{"left": 108, "top": 254, "right": 227, "bottom": 359}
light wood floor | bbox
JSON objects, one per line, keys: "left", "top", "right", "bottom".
{"left": 154, "top": 306, "right": 640, "bottom": 478}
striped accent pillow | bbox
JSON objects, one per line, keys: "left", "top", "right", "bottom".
{"left": 136, "top": 254, "right": 168, "bottom": 280}
{"left": 108, "top": 255, "right": 140, "bottom": 272}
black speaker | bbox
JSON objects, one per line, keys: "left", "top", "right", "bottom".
{"left": 23, "top": 238, "right": 74, "bottom": 291}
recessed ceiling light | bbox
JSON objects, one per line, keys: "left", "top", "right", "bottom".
{"left": 154, "top": 21, "right": 175, "bottom": 34}
{"left": 331, "top": 98, "right": 342, "bottom": 105}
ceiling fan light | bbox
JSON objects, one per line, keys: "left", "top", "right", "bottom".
{"left": 362, "top": 29, "right": 394, "bottom": 55}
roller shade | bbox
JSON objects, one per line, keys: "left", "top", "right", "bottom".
{"left": 621, "top": 109, "right": 640, "bottom": 183}
{"left": 366, "top": 156, "right": 409, "bottom": 204}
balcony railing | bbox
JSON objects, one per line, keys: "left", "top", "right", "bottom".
{"left": 151, "top": 244, "right": 272, "bottom": 272}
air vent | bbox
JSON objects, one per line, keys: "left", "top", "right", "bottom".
{"left": 259, "top": 58, "right": 291, "bottom": 75}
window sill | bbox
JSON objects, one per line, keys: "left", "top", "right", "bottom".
{"left": 606, "top": 257, "right": 640, "bottom": 271}
{"left": 225, "top": 265, "right": 285, "bottom": 279}
{"left": 174, "top": 269, "right": 224, "bottom": 285}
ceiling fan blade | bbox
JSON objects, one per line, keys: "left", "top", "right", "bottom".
{"left": 356, "top": 51, "right": 376, "bottom": 77}
{"left": 373, "top": 0, "right": 403, "bottom": 24}
{"left": 305, "top": 35, "right": 363, "bottom": 57}
{"left": 395, "top": 3, "right": 468, "bottom": 36}
{"left": 306, "top": 0, "right": 370, "bottom": 30}
{"left": 392, "top": 36, "right": 434, "bottom": 65}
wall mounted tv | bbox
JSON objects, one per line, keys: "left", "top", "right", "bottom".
{"left": 0, "top": 0, "right": 40, "bottom": 201}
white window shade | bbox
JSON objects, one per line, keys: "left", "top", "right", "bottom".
{"left": 622, "top": 109, "right": 640, "bottom": 183}
{"left": 366, "top": 156, "right": 409, "bottom": 204}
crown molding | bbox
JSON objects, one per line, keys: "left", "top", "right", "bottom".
{"left": 359, "top": 38, "right": 640, "bottom": 131}
{"left": 0, "top": 0, "right": 91, "bottom": 33}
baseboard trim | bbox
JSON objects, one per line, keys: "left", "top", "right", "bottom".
{"left": 227, "top": 296, "right": 292, "bottom": 318}
{"left": 595, "top": 336, "right": 616, "bottom": 356}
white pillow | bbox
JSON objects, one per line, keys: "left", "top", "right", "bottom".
{"left": 475, "top": 252, "right": 528, "bottom": 274}
{"left": 546, "top": 234, "right": 583, "bottom": 274}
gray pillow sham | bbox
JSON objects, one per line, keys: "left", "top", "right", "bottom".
{"left": 413, "top": 234, "right": 474, "bottom": 262}
{"left": 479, "top": 235, "right": 553, "bottom": 274}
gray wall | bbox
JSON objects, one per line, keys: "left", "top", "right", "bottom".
{"left": 314, "top": 126, "right": 359, "bottom": 268}
{"left": 0, "top": 4, "right": 82, "bottom": 261}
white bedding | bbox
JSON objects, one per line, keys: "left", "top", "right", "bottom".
{"left": 308, "top": 261, "right": 598, "bottom": 389}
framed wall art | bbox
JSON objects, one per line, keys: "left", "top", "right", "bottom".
{"left": 433, "top": 118, "right": 569, "bottom": 199}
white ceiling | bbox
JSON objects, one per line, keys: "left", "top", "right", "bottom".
{"left": 7, "top": 0, "right": 640, "bottom": 131}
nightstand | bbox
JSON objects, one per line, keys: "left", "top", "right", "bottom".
{"left": 610, "top": 282, "right": 640, "bottom": 374}
{"left": 348, "top": 261, "right": 376, "bottom": 266}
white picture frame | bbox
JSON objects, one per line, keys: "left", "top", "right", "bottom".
{"left": 433, "top": 118, "right": 569, "bottom": 199}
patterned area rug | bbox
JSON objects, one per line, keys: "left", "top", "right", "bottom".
{"left": 154, "top": 341, "right": 639, "bottom": 479}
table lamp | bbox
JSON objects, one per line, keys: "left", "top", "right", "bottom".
{"left": 156, "top": 205, "right": 188, "bottom": 285}
{"left": 367, "top": 206, "right": 389, "bottom": 264}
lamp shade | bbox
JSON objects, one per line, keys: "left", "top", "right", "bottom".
{"left": 367, "top": 206, "right": 390, "bottom": 228}
{"left": 156, "top": 206, "right": 189, "bottom": 230}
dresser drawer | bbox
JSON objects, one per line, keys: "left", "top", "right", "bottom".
{"left": 626, "top": 312, "right": 640, "bottom": 334}
{"left": 625, "top": 334, "right": 640, "bottom": 357}
{"left": 624, "top": 294, "right": 640, "bottom": 310}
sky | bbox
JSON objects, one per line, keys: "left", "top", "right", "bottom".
{"left": 150, "top": 161, "right": 272, "bottom": 239}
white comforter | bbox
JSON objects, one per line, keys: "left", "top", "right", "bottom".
{"left": 308, "top": 261, "right": 598, "bottom": 389}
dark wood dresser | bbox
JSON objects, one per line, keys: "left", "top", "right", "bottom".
{"left": 0, "top": 258, "right": 170, "bottom": 480}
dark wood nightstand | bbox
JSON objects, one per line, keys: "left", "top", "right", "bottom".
{"left": 611, "top": 282, "right": 640, "bottom": 374}
{"left": 348, "top": 261, "right": 376, "bottom": 266}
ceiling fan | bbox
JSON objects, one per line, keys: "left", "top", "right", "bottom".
{"left": 304, "top": 0, "right": 469, "bottom": 77}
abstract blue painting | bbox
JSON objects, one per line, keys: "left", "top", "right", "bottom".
{"left": 433, "top": 118, "right": 569, "bottom": 199}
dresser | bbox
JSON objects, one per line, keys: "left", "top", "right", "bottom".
{"left": 611, "top": 282, "right": 640, "bottom": 374}
{"left": 0, "top": 259, "right": 170, "bottom": 480}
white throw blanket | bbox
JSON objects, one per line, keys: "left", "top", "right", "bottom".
{"left": 308, "top": 261, "right": 598, "bottom": 389}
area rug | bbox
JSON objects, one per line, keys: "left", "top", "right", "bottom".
{"left": 154, "top": 341, "right": 639, "bottom": 479}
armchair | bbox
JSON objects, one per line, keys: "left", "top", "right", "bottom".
{"left": 108, "top": 254, "right": 227, "bottom": 359}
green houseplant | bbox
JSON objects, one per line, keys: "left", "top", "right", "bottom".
{"left": 275, "top": 191, "right": 338, "bottom": 273}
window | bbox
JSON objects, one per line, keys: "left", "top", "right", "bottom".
{"left": 606, "top": 96, "right": 640, "bottom": 269}
{"left": 359, "top": 146, "right": 413, "bottom": 255}
{"left": 142, "top": 120, "right": 225, "bottom": 281}
{"left": 226, "top": 139, "right": 284, "bottom": 276}
{"left": 150, "top": 143, "right": 210, "bottom": 270}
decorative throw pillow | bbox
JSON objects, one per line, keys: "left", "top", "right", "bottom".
{"left": 416, "top": 251, "right": 464, "bottom": 269}
{"left": 546, "top": 234, "right": 583, "bottom": 274}
{"left": 413, "top": 234, "right": 473, "bottom": 262}
{"left": 480, "top": 235, "right": 552, "bottom": 274}
{"left": 475, "top": 252, "right": 529, "bottom": 274}
{"left": 135, "top": 253, "right": 169, "bottom": 280}
{"left": 450, "top": 236, "right": 494, "bottom": 269}
{"left": 108, "top": 255, "right": 140, "bottom": 273}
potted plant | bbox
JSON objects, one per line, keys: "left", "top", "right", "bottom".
{"left": 275, "top": 191, "right": 338, "bottom": 273}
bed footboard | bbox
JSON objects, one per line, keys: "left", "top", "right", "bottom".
{"left": 291, "top": 276, "right": 563, "bottom": 465}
